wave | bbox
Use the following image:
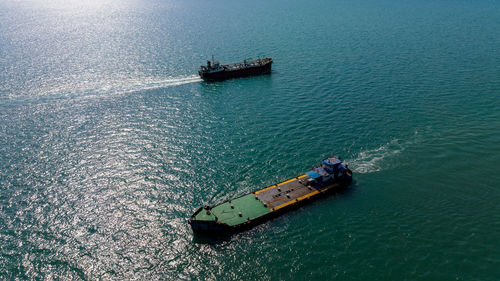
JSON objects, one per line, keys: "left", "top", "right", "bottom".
{"left": 346, "top": 131, "right": 420, "bottom": 174}
{"left": 5, "top": 75, "right": 203, "bottom": 101}
{"left": 99, "top": 75, "right": 202, "bottom": 95}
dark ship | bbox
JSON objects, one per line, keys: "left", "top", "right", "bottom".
{"left": 198, "top": 56, "right": 273, "bottom": 81}
{"left": 189, "top": 156, "right": 352, "bottom": 235}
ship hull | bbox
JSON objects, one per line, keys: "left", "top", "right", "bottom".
{"left": 199, "top": 61, "right": 272, "bottom": 81}
{"left": 189, "top": 170, "right": 352, "bottom": 236}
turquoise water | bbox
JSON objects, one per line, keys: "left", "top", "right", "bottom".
{"left": 1, "top": 0, "right": 500, "bottom": 279}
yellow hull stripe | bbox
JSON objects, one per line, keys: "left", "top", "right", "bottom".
{"left": 271, "top": 183, "right": 339, "bottom": 212}
{"left": 254, "top": 174, "right": 308, "bottom": 195}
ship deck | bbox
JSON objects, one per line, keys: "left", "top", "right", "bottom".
{"left": 193, "top": 174, "right": 340, "bottom": 227}
{"left": 254, "top": 175, "right": 311, "bottom": 209}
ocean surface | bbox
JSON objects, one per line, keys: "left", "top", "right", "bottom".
{"left": 1, "top": 0, "right": 500, "bottom": 279}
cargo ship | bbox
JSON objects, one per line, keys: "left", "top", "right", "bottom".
{"left": 198, "top": 56, "right": 273, "bottom": 81}
{"left": 189, "top": 156, "right": 352, "bottom": 235}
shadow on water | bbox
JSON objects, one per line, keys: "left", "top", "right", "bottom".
{"left": 191, "top": 233, "right": 233, "bottom": 245}
{"left": 199, "top": 72, "right": 274, "bottom": 91}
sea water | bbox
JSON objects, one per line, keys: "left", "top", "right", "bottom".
{"left": 1, "top": 0, "right": 500, "bottom": 279}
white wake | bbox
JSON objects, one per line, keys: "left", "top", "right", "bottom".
{"left": 346, "top": 131, "right": 420, "bottom": 174}
{"left": 9, "top": 75, "right": 203, "bottom": 101}
{"left": 85, "top": 75, "right": 203, "bottom": 96}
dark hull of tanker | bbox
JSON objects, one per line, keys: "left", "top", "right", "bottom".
{"left": 189, "top": 173, "right": 352, "bottom": 236}
{"left": 199, "top": 63, "right": 272, "bottom": 81}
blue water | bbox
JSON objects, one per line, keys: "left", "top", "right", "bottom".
{"left": 1, "top": 0, "right": 500, "bottom": 279}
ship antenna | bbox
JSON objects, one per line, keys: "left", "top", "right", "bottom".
{"left": 212, "top": 54, "right": 214, "bottom": 63}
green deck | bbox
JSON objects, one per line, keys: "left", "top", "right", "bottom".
{"left": 194, "top": 194, "right": 271, "bottom": 226}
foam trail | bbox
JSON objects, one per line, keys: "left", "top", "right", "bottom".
{"left": 346, "top": 131, "right": 420, "bottom": 174}
{"left": 8, "top": 75, "right": 203, "bottom": 101}
{"left": 95, "top": 75, "right": 203, "bottom": 95}
{"left": 346, "top": 139, "right": 403, "bottom": 173}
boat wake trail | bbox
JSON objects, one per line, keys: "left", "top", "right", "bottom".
{"left": 89, "top": 75, "right": 203, "bottom": 96}
{"left": 347, "top": 131, "right": 420, "bottom": 174}
{"left": 8, "top": 75, "right": 203, "bottom": 101}
{"left": 348, "top": 139, "right": 404, "bottom": 174}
